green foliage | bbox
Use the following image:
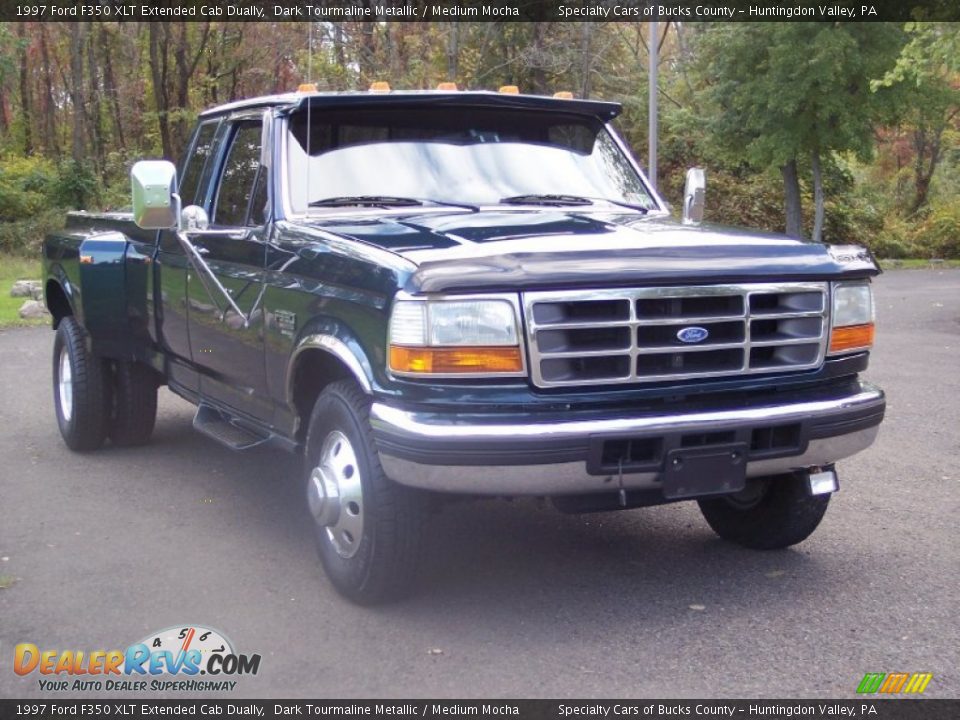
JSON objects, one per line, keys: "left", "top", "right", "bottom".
{"left": 0, "top": 156, "right": 59, "bottom": 220}
{"left": 914, "top": 202, "right": 960, "bottom": 259}
{"left": 0, "top": 207, "right": 64, "bottom": 255}
{"left": 53, "top": 159, "right": 99, "bottom": 210}
{"left": 696, "top": 23, "right": 904, "bottom": 167}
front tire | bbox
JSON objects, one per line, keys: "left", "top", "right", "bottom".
{"left": 697, "top": 472, "right": 830, "bottom": 550}
{"left": 52, "top": 316, "right": 110, "bottom": 451}
{"left": 304, "top": 380, "right": 426, "bottom": 604}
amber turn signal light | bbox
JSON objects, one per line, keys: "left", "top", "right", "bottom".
{"left": 829, "top": 323, "right": 874, "bottom": 353}
{"left": 389, "top": 346, "right": 523, "bottom": 374}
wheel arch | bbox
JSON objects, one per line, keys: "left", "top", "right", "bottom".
{"left": 45, "top": 276, "right": 76, "bottom": 329}
{"left": 287, "top": 333, "right": 374, "bottom": 442}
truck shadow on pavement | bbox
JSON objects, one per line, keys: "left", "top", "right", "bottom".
{"left": 107, "top": 401, "right": 845, "bottom": 628}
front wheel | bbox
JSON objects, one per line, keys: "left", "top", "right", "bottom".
{"left": 52, "top": 317, "right": 110, "bottom": 451}
{"left": 697, "top": 472, "right": 830, "bottom": 550}
{"left": 304, "top": 380, "right": 426, "bottom": 604}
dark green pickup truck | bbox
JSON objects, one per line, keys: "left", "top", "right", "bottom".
{"left": 42, "top": 88, "right": 885, "bottom": 603}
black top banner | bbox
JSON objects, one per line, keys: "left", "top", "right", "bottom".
{"left": 2, "top": 0, "right": 960, "bottom": 23}
{"left": 0, "top": 700, "right": 959, "bottom": 720}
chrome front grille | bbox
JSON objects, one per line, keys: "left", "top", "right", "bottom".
{"left": 523, "top": 283, "right": 829, "bottom": 388}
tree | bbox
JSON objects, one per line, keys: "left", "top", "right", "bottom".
{"left": 695, "top": 23, "right": 905, "bottom": 241}
{"left": 874, "top": 23, "right": 960, "bottom": 213}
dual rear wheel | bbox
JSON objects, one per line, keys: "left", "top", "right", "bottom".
{"left": 53, "top": 316, "right": 158, "bottom": 451}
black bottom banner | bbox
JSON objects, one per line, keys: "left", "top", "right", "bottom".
{"left": 1, "top": 700, "right": 958, "bottom": 720}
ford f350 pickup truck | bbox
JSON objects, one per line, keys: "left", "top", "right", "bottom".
{"left": 42, "top": 87, "right": 885, "bottom": 603}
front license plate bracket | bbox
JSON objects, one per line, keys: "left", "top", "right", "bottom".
{"left": 662, "top": 442, "right": 748, "bottom": 500}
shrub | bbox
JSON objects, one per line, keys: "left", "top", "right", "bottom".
{"left": 0, "top": 207, "right": 66, "bottom": 256}
{"left": 914, "top": 203, "right": 960, "bottom": 259}
{"left": 0, "top": 156, "right": 59, "bottom": 221}
{"left": 53, "top": 158, "right": 99, "bottom": 210}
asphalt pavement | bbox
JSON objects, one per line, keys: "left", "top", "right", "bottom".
{"left": 1, "top": 269, "right": 958, "bottom": 699}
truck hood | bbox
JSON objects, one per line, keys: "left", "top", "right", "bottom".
{"left": 308, "top": 209, "right": 879, "bottom": 294}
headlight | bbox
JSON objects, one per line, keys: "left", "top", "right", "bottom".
{"left": 388, "top": 295, "right": 524, "bottom": 375}
{"left": 829, "top": 281, "right": 875, "bottom": 354}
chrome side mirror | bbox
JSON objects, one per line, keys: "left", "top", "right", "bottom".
{"left": 682, "top": 168, "right": 706, "bottom": 226}
{"left": 131, "top": 160, "right": 180, "bottom": 230}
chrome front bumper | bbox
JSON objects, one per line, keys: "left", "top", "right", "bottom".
{"left": 370, "top": 381, "right": 885, "bottom": 497}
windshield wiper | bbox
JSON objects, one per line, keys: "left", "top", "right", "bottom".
{"left": 309, "top": 195, "right": 424, "bottom": 208}
{"left": 309, "top": 196, "right": 479, "bottom": 212}
{"left": 500, "top": 194, "right": 594, "bottom": 207}
{"left": 499, "top": 194, "right": 650, "bottom": 213}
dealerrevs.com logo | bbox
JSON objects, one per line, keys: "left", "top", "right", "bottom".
{"left": 14, "top": 625, "right": 261, "bottom": 692}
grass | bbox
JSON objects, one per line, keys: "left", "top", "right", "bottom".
{"left": 0, "top": 255, "right": 45, "bottom": 328}
{"left": 879, "top": 258, "right": 960, "bottom": 270}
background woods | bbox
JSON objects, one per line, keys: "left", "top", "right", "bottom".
{"left": 0, "top": 20, "right": 957, "bottom": 258}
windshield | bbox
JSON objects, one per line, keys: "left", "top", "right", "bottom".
{"left": 285, "top": 105, "right": 655, "bottom": 213}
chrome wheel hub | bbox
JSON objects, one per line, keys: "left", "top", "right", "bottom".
{"left": 306, "top": 430, "right": 364, "bottom": 559}
{"left": 58, "top": 346, "right": 73, "bottom": 423}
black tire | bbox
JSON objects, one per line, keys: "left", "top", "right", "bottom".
{"left": 697, "top": 472, "right": 830, "bottom": 550}
{"left": 304, "top": 379, "right": 426, "bottom": 605}
{"left": 52, "top": 316, "right": 110, "bottom": 452}
{"left": 108, "top": 361, "right": 158, "bottom": 447}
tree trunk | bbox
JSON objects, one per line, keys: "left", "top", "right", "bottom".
{"left": 16, "top": 23, "right": 33, "bottom": 155}
{"left": 579, "top": 23, "right": 594, "bottom": 98}
{"left": 69, "top": 22, "right": 88, "bottom": 163}
{"left": 529, "top": 22, "right": 547, "bottom": 94}
{"left": 446, "top": 24, "right": 458, "bottom": 81}
{"left": 780, "top": 158, "right": 803, "bottom": 239}
{"left": 86, "top": 22, "right": 106, "bottom": 178}
{"left": 811, "top": 150, "right": 824, "bottom": 243}
{"left": 39, "top": 24, "right": 60, "bottom": 159}
{"left": 149, "top": 22, "right": 173, "bottom": 160}
{"left": 97, "top": 23, "right": 125, "bottom": 153}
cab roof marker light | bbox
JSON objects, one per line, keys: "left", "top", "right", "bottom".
{"left": 369, "top": 81, "right": 391, "bottom": 93}
{"left": 499, "top": 85, "right": 520, "bottom": 94}
{"left": 553, "top": 91, "right": 574, "bottom": 99}
{"left": 296, "top": 83, "right": 317, "bottom": 93}
{"left": 436, "top": 82, "right": 458, "bottom": 91}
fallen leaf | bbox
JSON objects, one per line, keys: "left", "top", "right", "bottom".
{"left": 427, "top": 648, "right": 444, "bottom": 655}
{"left": 688, "top": 604, "right": 706, "bottom": 611}
{"left": 765, "top": 570, "right": 785, "bottom": 578}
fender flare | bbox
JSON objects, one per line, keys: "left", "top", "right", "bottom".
{"left": 286, "top": 322, "right": 375, "bottom": 406}
{"left": 45, "top": 263, "right": 81, "bottom": 324}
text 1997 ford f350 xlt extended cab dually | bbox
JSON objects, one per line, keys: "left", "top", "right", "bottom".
{"left": 42, "top": 87, "right": 885, "bottom": 603}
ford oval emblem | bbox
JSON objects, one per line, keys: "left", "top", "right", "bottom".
{"left": 677, "top": 326, "right": 709, "bottom": 344}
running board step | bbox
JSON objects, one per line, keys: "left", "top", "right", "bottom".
{"left": 193, "top": 404, "right": 271, "bottom": 451}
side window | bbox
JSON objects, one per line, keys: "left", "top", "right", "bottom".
{"left": 178, "top": 121, "right": 219, "bottom": 207}
{"left": 212, "top": 121, "right": 264, "bottom": 227}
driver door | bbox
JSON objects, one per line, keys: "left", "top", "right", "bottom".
{"left": 185, "top": 116, "right": 272, "bottom": 422}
